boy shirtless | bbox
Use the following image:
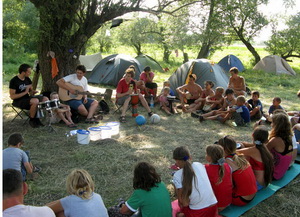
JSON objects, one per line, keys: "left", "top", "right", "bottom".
{"left": 228, "top": 67, "right": 246, "bottom": 96}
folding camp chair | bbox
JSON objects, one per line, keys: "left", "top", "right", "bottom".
{"left": 11, "top": 105, "right": 30, "bottom": 124}
{"left": 113, "top": 101, "right": 131, "bottom": 114}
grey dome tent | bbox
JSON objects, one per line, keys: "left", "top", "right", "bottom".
{"left": 88, "top": 54, "right": 142, "bottom": 87}
{"left": 135, "top": 54, "right": 164, "bottom": 73}
{"left": 253, "top": 55, "right": 296, "bottom": 75}
{"left": 168, "top": 59, "right": 229, "bottom": 97}
{"left": 218, "top": 54, "right": 245, "bottom": 72}
{"left": 79, "top": 52, "right": 102, "bottom": 72}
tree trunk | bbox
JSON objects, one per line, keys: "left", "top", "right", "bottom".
{"left": 197, "top": 43, "right": 210, "bottom": 59}
{"left": 163, "top": 44, "right": 171, "bottom": 63}
{"left": 183, "top": 52, "right": 189, "bottom": 63}
{"left": 237, "top": 33, "right": 261, "bottom": 64}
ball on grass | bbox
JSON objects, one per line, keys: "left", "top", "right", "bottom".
{"left": 149, "top": 114, "right": 161, "bottom": 124}
{"left": 135, "top": 115, "right": 146, "bottom": 125}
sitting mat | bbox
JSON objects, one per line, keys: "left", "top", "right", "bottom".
{"left": 220, "top": 163, "right": 300, "bottom": 217}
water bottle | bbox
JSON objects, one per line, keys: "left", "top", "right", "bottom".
{"left": 150, "top": 94, "right": 154, "bottom": 108}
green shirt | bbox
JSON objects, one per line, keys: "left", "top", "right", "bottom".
{"left": 126, "top": 182, "right": 172, "bottom": 217}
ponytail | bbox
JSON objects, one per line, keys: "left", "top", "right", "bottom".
{"left": 173, "top": 146, "right": 196, "bottom": 205}
{"left": 206, "top": 144, "right": 226, "bottom": 185}
{"left": 253, "top": 126, "right": 274, "bottom": 186}
{"left": 232, "top": 154, "right": 249, "bottom": 170}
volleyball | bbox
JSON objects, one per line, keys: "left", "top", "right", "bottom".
{"left": 149, "top": 114, "right": 161, "bottom": 124}
{"left": 135, "top": 115, "right": 146, "bottom": 125}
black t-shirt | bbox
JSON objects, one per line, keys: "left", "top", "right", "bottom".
{"left": 9, "top": 75, "right": 32, "bottom": 103}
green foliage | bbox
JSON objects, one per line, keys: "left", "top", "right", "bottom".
{"left": 3, "top": 0, "right": 39, "bottom": 53}
{"left": 265, "top": 13, "right": 300, "bottom": 60}
{"left": 86, "top": 24, "right": 113, "bottom": 54}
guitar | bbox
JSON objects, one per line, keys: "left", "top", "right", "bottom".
{"left": 58, "top": 83, "right": 106, "bottom": 101}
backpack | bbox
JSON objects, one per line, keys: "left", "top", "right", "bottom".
{"left": 99, "top": 100, "right": 110, "bottom": 114}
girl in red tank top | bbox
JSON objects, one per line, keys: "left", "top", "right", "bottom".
{"left": 205, "top": 144, "right": 233, "bottom": 211}
{"left": 237, "top": 126, "right": 274, "bottom": 190}
{"left": 218, "top": 136, "right": 257, "bottom": 206}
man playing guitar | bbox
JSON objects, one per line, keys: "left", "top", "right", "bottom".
{"left": 56, "top": 65, "right": 99, "bottom": 123}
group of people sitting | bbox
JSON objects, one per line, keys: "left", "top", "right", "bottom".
{"left": 3, "top": 108, "right": 299, "bottom": 216}
{"left": 9, "top": 64, "right": 101, "bottom": 128}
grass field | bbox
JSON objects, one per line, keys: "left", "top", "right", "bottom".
{"left": 2, "top": 46, "right": 300, "bottom": 216}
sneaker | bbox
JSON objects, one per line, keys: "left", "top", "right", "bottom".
{"left": 33, "top": 165, "right": 41, "bottom": 173}
{"left": 199, "top": 115, "right": 204, "bottom": 122}
{"left": 29, "top": 119, "right": 39, "bottom": 128}
{"left": 148, "top": 111, "right": 153, "bottom": 117}
{"left": 35, "top": 118, "right": 44, "bottom": 127}
{"left": 191, "top": 112, "right": 200, "bottom": 118}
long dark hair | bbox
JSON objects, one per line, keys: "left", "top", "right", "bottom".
{"left": 133, "top": 162, "right": 161, "bottom": 191}
{"left": 253, "top": 126, "right": 274, "bottom": 186}
{"left": 173, "top": 146, "right": 195, "bottom": 205}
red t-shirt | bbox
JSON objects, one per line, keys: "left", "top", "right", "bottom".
{"left": 205, "top": 163, "right": 233, "bottom": 208}
{"left": 140, "top": 71, "right": 154, "bottom": 83}
{"left": 116, "top": 78, "right": 136, "bottom": 99}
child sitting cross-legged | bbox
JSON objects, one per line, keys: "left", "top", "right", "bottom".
{"left": 47, "top": 169, "right": 109, "bottom": 217}
{"left": 197, "top": 88, "right": 236, "bottom": 122}
{"left": 246, "top": 91, "right": 263, "bottom": 120}
{"left": 159, "top": 87, "right": 175, "bottom": 115}
{"left": 50, "top": 92, "right": 77, "bottom": 128}
{"left": 218, "top": 136, "right": 257, "bottom": 206}
{"left": 264, "top": 97, "right": 284, "bottom": 122}
{"left": 205, "top": 144, "right": 233, "bottom": 211}
{"left": 237, "top": 126, "right": 274, "bottom": 190}
{"left": 200, "top": 87, "right": 224, "bottom": 113}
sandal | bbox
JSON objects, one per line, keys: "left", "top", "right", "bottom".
{"left": 119, "top": 116, "right": 126, "bottom": 123}
{"left": 85, "top": 118, "right": 99, "bottom": 124}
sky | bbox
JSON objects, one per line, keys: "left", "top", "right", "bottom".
{"left": 137, "top": 0, "right": 300, "bottom": 43}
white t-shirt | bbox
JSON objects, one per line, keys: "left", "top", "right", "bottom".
{"left": 173, "top": 162, "right": 217, "bottom": 210}
{"left": 63, "top": 74, "right": 88, "bottom": 91}
{"left": 60, "top": 193, "right": 109, "bottom": 217}
{"left": 292, "top": 135, "right": 298, "bottom": 149}
{"left": 3, "top": 204, "right": 55, "bottom": 217}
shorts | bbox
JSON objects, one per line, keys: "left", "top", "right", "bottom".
{"left": 181, "top": 204, "right": 218, "bottom": 217}
{"left": 233, "top": 112, "right": 246, "bottom": 126}
{"left": 251, "top": 110, "right": 263, "bottom": 120}
{"left": 256, "top": 181, "right": 264, "bottom": 191}
{"left": 232, "top": 194, "right": 255, "bottom": 206}
{"left": 66, "top": 98, "right": 94, "bottom": 110}
{"left": 50, "top": 110, "right": 62, "bottom": 124}
{"left": 186, "top": 99, "right": 196, "bottom": 105}
{"left": 145, "top": 82, "right": 158, "bottom": 89}
{"left": 13, "top": 95, "right": 44, "bottom": 110}
{"left": 116, "top": 95, "right": 130, "bottom": 105}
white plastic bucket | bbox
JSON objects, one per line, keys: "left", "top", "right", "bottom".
{"left": 98, "top": 126, "right": 112, "bottom": 139}
{"left": 88, "top": 127, "right": 101, "bottom": 141}
{"left": 105, "top": 122, "right": 120, "bottom": 135}
{"left": 77, "top": 130, "right": 90, "bottom": 145}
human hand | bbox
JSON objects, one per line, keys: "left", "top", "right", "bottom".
{"left": 69, "top": 89, "right": 76, "bottom": 95}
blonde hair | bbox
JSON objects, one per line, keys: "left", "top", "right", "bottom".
{"left": 50, "top": 92, "right": 58, "bottom": 99}
{"left": 218, "top": 136, "right": 249, "bottom": 170}
{"left": 216, "top": 87, "right": 224, "bottom": 94}
{"left": 206, "top": 144, "right": 225, "bottom": 184}
{"left": 237, "top": 95, "right": 246, "bottom": 103}
{"left": 66, "top": 169, "right": 95, "bottom": 199}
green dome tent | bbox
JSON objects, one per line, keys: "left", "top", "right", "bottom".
{"left": 135, "top": 54, "right": 164, "bottom": 73}
{"left": 88, "top": 54, "right": 142, "bottom": 87}
{"left": 168, "top": 59, "right": 229, "bottom": 97}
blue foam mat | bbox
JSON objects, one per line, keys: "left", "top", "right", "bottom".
{"left": 220, "top": 163, "right": 300, "bottom": 217}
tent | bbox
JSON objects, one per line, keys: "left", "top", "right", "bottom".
{"left": 88, "top": 54, "right": 142, "bottom": 87}
{"left": 218, "top": 54, "right": 245, "bottom": 72}
{"left": 168, "top": 59, "right": 229, "bottom": 96}
{"left": 135, "top": 54, "right": 164, "bottom": 73}
{"left": 253, "top": 55, "right": 296, "bottom": 75}
{"left": 79, "top": 52, "right": 102, "bottom": 72}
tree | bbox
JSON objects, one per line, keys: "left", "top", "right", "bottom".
{"left": 28, "top": 0, "right": 186, "bottom": 92}
{"left": 190, "top": 0, "right": 230, "bottom": 59}
{"left": 265, "top": 13, "right": 300, "bottom": 60}
{"left": 225, "top": 0, "right": 268, "bottom": 64}
{"left": 116, "top": 17, "right": 158, "bottom": 55}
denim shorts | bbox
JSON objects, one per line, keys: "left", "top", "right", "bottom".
{"left": 66, "top": 98, "right": 94, "bottom": 110}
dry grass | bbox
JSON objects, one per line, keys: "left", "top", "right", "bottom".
{"left": 2, "top": 47, "right": 300, "bottom": 216}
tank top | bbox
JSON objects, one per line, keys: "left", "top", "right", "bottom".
{"left": 249, "top": 157, "right": 265, "bottom": 171}
{"left": 271, "top": 149, "right": 292, "bottom": 180}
